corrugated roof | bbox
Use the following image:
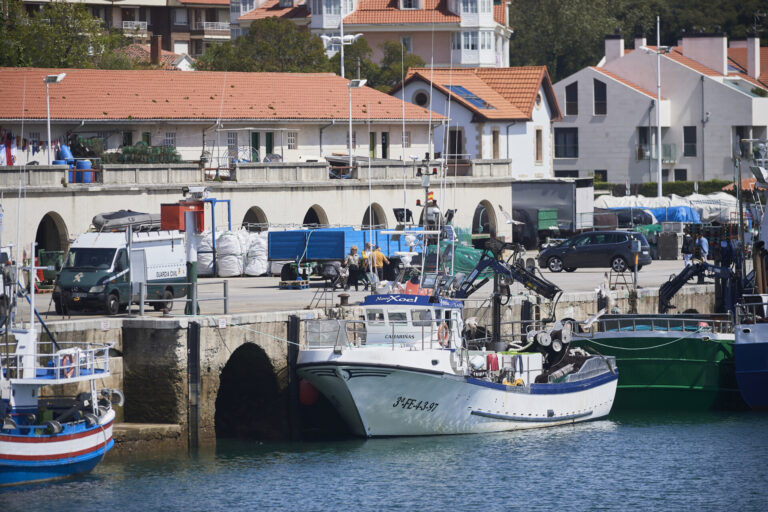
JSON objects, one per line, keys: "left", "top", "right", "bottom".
{"left": 0, "top": 68, "right": 441, "bottom": 122}
{"left": 344, "top": 0, "right": 460, "bottom": 25}
{"left": 239, "top": 0, "right": 310, "bottom": 21}
{"left": 399, "top": 66, "right": 557, "bottom": 120}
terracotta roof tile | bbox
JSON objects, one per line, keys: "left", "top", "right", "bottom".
{"left": 401, "top": 66, "right": 554, "bottom": 120}
{"left": 117, "top": 44, "right": 190, "bottom": 70}
{"left": 493, "top": 1, "right": 507, "bottom": 26}
{"left": 727, "top": 47, "right": 768, "bottom": 87}
{"left": 239, "top": 0, "right": 310, "bottom": 21}
{"left": 344, "top": 0, "right": 460, "bottom": 25}
{"left": 0, "top": 68, "right": 441, "bottom": 122}
{"left": 660, "top": 47, "right": 722, "bottom": 76}
{"left": 591, "top": 66, "right": 658, "bottom": 99}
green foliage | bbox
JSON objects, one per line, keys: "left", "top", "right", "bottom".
{"left": 374, "top": 41, "right": 425, "bottom": 91}
{"left": 94, "top": 52, "right": 135, "bottom": 70}
{"left": 329, "top": 38, "right": 380, "bottom": 81}
{"left": 195, "top": 18, "right": 330, "bottom": 72}
{"left": 104, "top": 142, "right": 181, "bottom": 164}
{"left": 752, "top": 87, "right": 768, "bottom": 98}
{"left": 0, "top": 0, "right": 124, "bottom": 68}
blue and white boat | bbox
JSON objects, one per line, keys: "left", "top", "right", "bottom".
{"left": 297, "top": 293, "right": 618, "bottom": 437}
{"left": 0, "top": 256, "right": 121, "bottom": 486}
{"left": 734, "top": 296, "right": 768, "bottom": 410}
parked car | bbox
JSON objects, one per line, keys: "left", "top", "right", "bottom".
{"left": 537, "top": 231, "right": 652, "bottom": 273}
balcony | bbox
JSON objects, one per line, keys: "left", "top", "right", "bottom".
{"left": 191, "top": 21, "right": 231, "bottom": 39}
{"left": 122, "top": 21, "right": 148, "bottom": 35}
{"left": 636, "top": 144, "right": 677, "bottom": 164}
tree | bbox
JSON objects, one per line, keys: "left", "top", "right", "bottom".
{"left": 0, "top": 0, "right": 124, "bottom": 68}
{"left": 328, "top": 37, "right": 380, "bottom": 81}
{"left": 195, "top": 18, "right": 330, "bottom": 72}
{"left": 372, "top": 41, "right": 425, "bottom": 92}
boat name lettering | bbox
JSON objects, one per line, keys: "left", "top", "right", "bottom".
{"left": 385, "top": 334, "right": 415, "bottom": 339}
{"left": 392, "top": 396, "right": 439, "bottom": 412}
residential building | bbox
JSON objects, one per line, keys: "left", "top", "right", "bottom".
{"left": 238, "top": 0, "right": 512, "bottom": 68}
{"left": 0, "top": 67, "right": 442, "bottom": 167}
{"left": 552, "top": 34, "right": 768, "bottom": 184}
{"left": 392, "top": 66, "right": 561, "bottom": 178}
{"left": 22, "top": 0, "right": 230, "bottom": 58}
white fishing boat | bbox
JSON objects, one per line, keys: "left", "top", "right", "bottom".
{"left": 298, "top": 254, "right": 618, "bottom": 437}
{"left": 0, "top": 251, "right": 122, "bottom": 486}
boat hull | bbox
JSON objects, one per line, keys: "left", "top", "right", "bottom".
{"left": 573, "top": 331, "right": 744, "bottom": 410}
{"left": 0, "top": 410, "right": 115, "bottom": 487}
{"left": 734, "top": 324, "right": 768, "bottom": 410}
{"left": 298, "top": 360, "right": 617, "bottom": 437}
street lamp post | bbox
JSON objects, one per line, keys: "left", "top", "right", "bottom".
{"left": 348, "top": 79, "right": 367, "bottom": 171}
{"left": 44, "top": 73, "right": 66, "bottom": 165}
{"left": 656, "top": 17, "right": 662, "bottom": 198}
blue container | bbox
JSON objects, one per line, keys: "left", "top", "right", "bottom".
{"left": 82, "top": 171, "right": 92, "bottom": 183}
{"left": 69, "top": 171, "right": 74, "bottom": 182}
{"left": 75, "top": 160, "right": 91, "bottom": 169}
{"left": 58, "top": 145, "right": 73, "bottom": 161}
{"left": 52, "top": 159, "right": 67, "bottom": 165}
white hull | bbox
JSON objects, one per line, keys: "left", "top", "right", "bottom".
{"left": 298, "top": 349, "right": 617, "bottom": 437}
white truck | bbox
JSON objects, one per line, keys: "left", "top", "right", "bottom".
{"left": 53, "top": 231, "right": 187, "bottom": 315}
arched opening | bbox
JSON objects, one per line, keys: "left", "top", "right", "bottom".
{"left": 215, "top": 343, "right": 286, "bottom": 440}
{"left": 362, "top": 203, "right": 387, "bottom": 229}
{"left": 302, "top": 204, "right": 328, "bottom": 227}
{"left": 242, "top": 206, "right": 268, "bottom": 232}
{"left": 471, "top": 201, "right": 497, "bottom": 250}
{"left": 35, "top": 211, "right": 69, "bottom": 252}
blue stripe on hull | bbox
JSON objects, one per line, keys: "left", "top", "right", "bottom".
{"left": 467, "top": 370, "right": 618, "bottom": 394}
{"left": 0, "top": 439, "right": 113, "bottom": 487}
{"left": 735, "top": 341, "right": 768, "bottom": 410}
{"left": 471, "top": 409, "right": 594, "bottom": 423}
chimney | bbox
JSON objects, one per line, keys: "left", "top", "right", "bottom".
{"left": 634, "top": 35, "right": 647, "bottom": 49}
{"left": 604, "top": 34, "right": 624, "bottom": 63}
{"left": 747, "top": 36, "right": 761, "bottom": 80}
{"left": 681, "top": 33, "right": 727, "bottom": 75}
{"left": 150, "top": 35, "right": 162, "bottom": 66}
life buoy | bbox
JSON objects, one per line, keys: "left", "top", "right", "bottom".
{"left": 438, "top": 322, "right": 450, "bottom": 347}
{"left": 60, "top": 354, "right": 74, "bottom": 378}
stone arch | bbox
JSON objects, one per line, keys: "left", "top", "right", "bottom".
{"left": 362, "top": 203, "right": 387, "bottom": 229}
{"left": 215, "top": 343, "right": 286, "bottom": 440}
{"left": 35, "top": 211, "right": 69, "bottom": 252}
{"left": 242, "top": 206, "right": 268, "bottom": 232}
{"left": 303, "top": 204, "right": 328, "bottom": 227}
{"left": 471, "top": 200, "right": 497, "bottom": 249}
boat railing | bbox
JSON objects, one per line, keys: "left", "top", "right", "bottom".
{"left": 735, "top": 295, "right": 768, "bottom": 324}
{"left": 465, "top": 319, "right": 551, "bottom": 350}
{"left": 0, "top": 341, "right": 112, "bottom": 382}
{"left": 586, "top": 315, "right": 733, "bottom": 335}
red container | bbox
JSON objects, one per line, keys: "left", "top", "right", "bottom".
{"left": 486, "top": 353, "right": 499, "bottom": 372}
{"left": 161, "top": 202, "right": 205, "bottom": 232}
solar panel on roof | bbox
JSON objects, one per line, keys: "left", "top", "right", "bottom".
{"left": 444, "top": 85, "right": 495, "bottom": 109}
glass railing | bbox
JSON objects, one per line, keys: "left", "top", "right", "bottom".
{"left": 635, "top": 144, "right": 677, "bottom": 163}
{"left": 122, "top": 21, "right": 148, "bottom": 31}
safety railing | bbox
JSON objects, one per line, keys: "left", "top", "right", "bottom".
{"left": 585, "top": 315, "right": 733, "bottom": 335}
{"left": 0, "top": 341, "right": 112, "bottom": 382}
{"left": 122, "top": 21, "right": 148, "bottom": 31}
{"left": 194, "top": 21, "right": 230, "bottom": 31}
{"left": 136, "top": 280, "right": 229, "bottom": 316}
{"left": 736, "top": 295, "right": 768, "bottom": 324}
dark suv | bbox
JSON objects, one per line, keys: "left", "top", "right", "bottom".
{"left": 538, "top": 231, "right": 652, "bottom": 273}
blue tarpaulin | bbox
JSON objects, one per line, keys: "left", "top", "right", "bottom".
{"left": 647, "top": 206, "right": 701, "bottom": 223}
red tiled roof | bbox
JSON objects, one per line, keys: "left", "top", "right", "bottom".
{"left": 239, "top": 0, "right": 310, "bottom": 21}
{"left": 116, "top": 44, "right": 189, "bottom": 70}
{"left": 660, "top": 47, "right": 722, "bottom": 77}
{"left": 178, "top": 0, "right": 230, "bottom": 5}
{"left": 399, "top": 66, "right": 557, "bottom": 120}
{"left": 0, "top": 68, "right": 441, "bottom": 122}
{"left": 344, "top": 0, "right": 460, "bottom": 25}
{"left": 591, "top": 66, "right": 658, "bottom": 99}
{"left": 727, "top": 47, "right": 768, "bottom": 87}
{"left": 493, "top": 1, "right": 507, "bottom": 26}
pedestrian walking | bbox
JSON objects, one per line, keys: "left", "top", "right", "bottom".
{"left": 372, "top": 245, "right": 390, "bottom": 282}
{"left": 696, "top": 233, "right": 709, "bottom": 261}
{"left": 343, "top": 245, "right": 361, "bottom": 291}
{"left": 681, "top": 231, "right": 694, "bottom": 267}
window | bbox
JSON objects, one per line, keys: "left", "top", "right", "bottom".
{"left": 461, "top": 0, "right": 477, "bottom": 13}
{"left": 412, "top": 309, "right": 432, "bottom": 327}
{"left": 593, "top": 79, "right": 606, "bottom": 115}
{"left": 565, "top": 82, "right": 577, "bottom": 116}
{"left": 366, "top": 309, "right": 384, "bottom": 324}
{"left": 535, "top": 128, "right": 543, "bottom": 163}
{"left": 345, "top": 131, "right": 356, "bottom": 149}
{"left": 492, "top": 129, "right": 499, "bottom": 159}
{"left": 287, "top": 131, "right": 298, "bottom": 150}
{"left": 402, "top": 131, "right": 411, "bottom": 148}
{"left": 97, "top": 131, "right": 109, "bottom": 149}
{"left": 343, "top": 0, "right": 352, "bottom": 14}
{"left": 142, "top": 132, "right": 151, "bottom": 145}
{"left": 413, "top": 91, "right": 429, "bottom": 106}
{"left": 381, "top": 132, "right": 389, "bottom": 159}
{"left": 480, "top": 31, "right": 492, "bottom": 50}
{"left": 324, "top": 0, "right": 340, "bottom": 14}
{"left": 173, "top": 8, "right": 187, "bottom": 25}
{"left": 554, "top": 128, "right": 578, "bottom": 158}
{"left": 230, "top": 0, "right": 240, "bottom": 15}
{"left": 480, "top": 0, "right": 491, "bottom": 12}
{"left": 227, "top": 131, "right": 238, "bottom": 160}
{"left": 122, "top": 131, "right": 133, "bottom": 146}
{"left": 400, "top": 36, "right": 412, "bottom": 53}
{"left": 401, "top": 0, "right": 418, "bottom": 9}
{"left": 675, "top": 168, "right": 687, "bottom": 181}
{"left": 637, "top": 127, "right": 650, "bottom": 159}
{"left": 164, "top": 132, "right": 176, "bottom": 147}
{"left": 554, "top": 170, "right": 579, "bottom": 178}
{"left": 683, "top": 126, "right": 697, "bottom": 157}
{"left": 462, "top": 31, "right": 478, "bottom": 50}
{"left": 388, "top": 311, "right": 408, "bottom": 324}
{"left": 594, "top": 169, "right": 607, "bottom": 182}
{"left": 450, "top": 33, "right": 461, "bottom": 50}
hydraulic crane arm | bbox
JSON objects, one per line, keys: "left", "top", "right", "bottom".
{"left": 455, "top": 254, "right": 562, "bottom": 300}
{"left": 658, "top": 262, "right": 735, "bottom": 314}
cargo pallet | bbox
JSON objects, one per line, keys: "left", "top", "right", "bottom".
{"left": 279, "top": 280, "right": 310, "bottom": 290}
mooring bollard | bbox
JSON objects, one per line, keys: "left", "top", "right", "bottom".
{"left": 338, "top": 293, "right": 350, "bottom": 306}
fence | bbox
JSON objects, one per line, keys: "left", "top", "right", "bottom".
{"left": 137, "top": 280, "right": 229, "bottom": 316}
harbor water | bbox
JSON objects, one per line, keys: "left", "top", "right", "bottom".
{"left": 2, "top": 411, "right": 767, "bottom": 511}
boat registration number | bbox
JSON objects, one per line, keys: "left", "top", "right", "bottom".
{"left": 392, "top": 396, "right": 439, "bottom": 412}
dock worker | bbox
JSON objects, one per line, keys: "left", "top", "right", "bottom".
{"left": 372, "top": 245, "right": 390, "bottom": 282}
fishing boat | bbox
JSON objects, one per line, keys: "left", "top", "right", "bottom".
{"left": 0, "top": 253, "right": 122, "bottom": 487}
{"left": 297, "top": 240, "right": 618, "bottom": 437}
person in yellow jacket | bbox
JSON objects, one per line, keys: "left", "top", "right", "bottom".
{"left": 361, "top": 243, "right": 374, "bottom": 290}
{"left": 372, "top": 245, "right": 390, "bottom": 281}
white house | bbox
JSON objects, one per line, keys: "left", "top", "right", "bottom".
{"left": 391, "top": 66, "right": 561, "bottom": 178}
{"left": 238, "top": 0, "right": 512, "bottom": 68}
{"left": 552, "top": 34, "right": 768, "bottom": 184}
{"left": 0, "top": 67, "right": 443, "bottom": 167}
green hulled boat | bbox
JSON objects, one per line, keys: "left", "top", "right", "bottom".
{"left": 572, "top": 314, "right": 746, "bottom": 410}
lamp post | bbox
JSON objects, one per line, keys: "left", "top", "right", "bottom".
{"left": 321, "top": 29, "right": 363, "bottom": 79}
{"left": 44, "top": 73, "right": 66, "bottom": 165}
{"left": 653, "top": 17, "right": 673, "bottom": 198}
{"left": 348, "top": 79, "right": 367, "bottom": 170}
